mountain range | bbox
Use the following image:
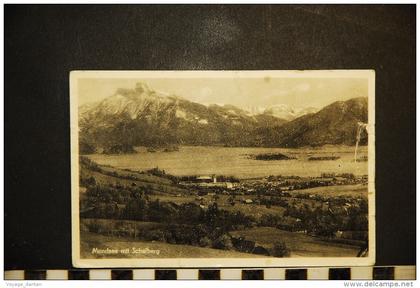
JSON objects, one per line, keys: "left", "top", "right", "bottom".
{"left": 78, "top": 82, "right": 368, "bottom": 153}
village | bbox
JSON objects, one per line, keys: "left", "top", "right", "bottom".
{"left": 175, "top": 172, "right": 368, "bottom": 245}
{"left": 177, "top": 172, "right": 368, "bottom": 206}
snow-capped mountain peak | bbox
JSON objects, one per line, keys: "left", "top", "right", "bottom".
{"left": 81, "top": 82, "right": 176, "bottom": 119}
{"left": 263, "top": 104, "right": 318, "bottom": 121}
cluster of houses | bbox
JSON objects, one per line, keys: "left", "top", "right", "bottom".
{"left": 179, "top": 175, "right": 238, "bottom": 189}
{"left": 232, "top": 174, "right": 367, "bottom": 195}
{"left": 179, "top": 173, "right": 366, "bottom": 194}
{"left": 177, "top": 174, "right": 367, "bottom": 211}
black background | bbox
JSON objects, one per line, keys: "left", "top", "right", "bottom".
{"left": 4, "top": 4, "right": 416, "bottom": 269}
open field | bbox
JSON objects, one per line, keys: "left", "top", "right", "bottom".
{"left": 81, "top": 231, "right": 267, "bottom": 259}
{"left": 81, "top": 166, "right": 187, "bottom": 195}
{"left": 220, "top": 202, "right": 285, "bottom": 218}
{"left": 81, "top": 218, "right": 165, "bottom": 231}
{"left": 289, "top": 184, "right": 368, "bottom": 198}
{"left": 148, "top": 194, "right": 285, "bottom": 218}
{"left": 81, "top": 219, "right": 361, "bottom": 258}
{"left": 100, "top": 166, "right": 174, "bottom": 185}
{"left": 230, "top": 227, "right": 361, "bottom": 257}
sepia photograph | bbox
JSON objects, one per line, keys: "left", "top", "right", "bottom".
{"left": 70, "top": 70, "right": 375, "bottom": 268}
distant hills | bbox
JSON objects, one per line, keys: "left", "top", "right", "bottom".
{"left": 254, "top": 97, "right": 368, "bottom": 147}
{"left": 78, "top": 82, "right": 368, "bottom": 153}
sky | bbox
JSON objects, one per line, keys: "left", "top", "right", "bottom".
{"left": 78, "top": 76, "right": 368, "bottom": 109}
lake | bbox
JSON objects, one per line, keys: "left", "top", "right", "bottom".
{"left": 87, "top": 145, "right": 368, "bottom": 179}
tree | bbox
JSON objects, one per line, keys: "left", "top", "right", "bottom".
{"left": 271, "top": 241, "right": 290, "bottom": 257}
{"left": 79, "top": 141, "right": 96, "bottom": 154}
{"left": 81, "top": 176, "right": 96, "bottom": 187}
{"left": 177, "top": 203, "right": 203, "bottom": 224}
{"left": 347, "top": 207, "right": 368, "bottom": 231}
{"left": 199, "top": 236, "right": 212, "bottom": 247}
{"left": 212, "top": 234, "right": 234, "bottom": 250}
{"left": 124, "top": 198, "right": 147, "bottom": 220}
{"left": 206, "top": 202, "right": 220, "bottom": 228}
{"left": 228, "top": 196, "right": 235, "bottom": 206}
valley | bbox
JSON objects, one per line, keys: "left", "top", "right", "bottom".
{"left": 79, "top": 148, "right": 368, "bottom": 259}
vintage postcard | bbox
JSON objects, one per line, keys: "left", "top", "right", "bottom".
{"left": 70, "top": 70, "right": 375, "bottom": 268}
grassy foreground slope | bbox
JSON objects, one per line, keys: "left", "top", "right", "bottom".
{"left": 289, "top": 184, "right": 368, "bottom": 198}
{"left": 230, "top": 227, "right": 360, "bottom": 257}
{"left": 81, "top": 231, "right": 266, "bottom": 259}
{"left": 80, "top": 162, "right": 187, "bottom": 195}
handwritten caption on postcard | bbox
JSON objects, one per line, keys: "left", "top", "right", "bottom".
{"left": 91, "top": 247, "right": 160, "bottom": 256}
